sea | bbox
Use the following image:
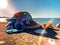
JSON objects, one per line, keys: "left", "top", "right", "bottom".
{"left": 0, "top": 18, "right": 60, "bottom": 25}
{"left": 33, "top": 18, "right": 60, "bottom": 25}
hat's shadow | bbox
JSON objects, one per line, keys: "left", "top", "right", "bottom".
{"left": 8, "top": 26, "right": 58, "bottom": 39}
{"left": 42, "top": 28, "right": 58, "bottom": 39}
{"left": 23, "top": 27, "right": 58, "bottom": 39}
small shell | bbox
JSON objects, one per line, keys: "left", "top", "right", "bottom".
{"left": 56, "top": 24, "right": 60, "bottom": 28}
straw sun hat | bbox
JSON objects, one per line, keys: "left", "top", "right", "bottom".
{"left": 14, "top": 12, "right": 40, "bottom": 29}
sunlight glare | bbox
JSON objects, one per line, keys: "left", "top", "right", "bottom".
{"left": 0, "top": 0, "right": 8, "bottom": 9}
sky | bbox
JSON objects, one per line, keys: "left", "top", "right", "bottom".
{"left": 0, "top": 0, "right": 60, "bottom": 18}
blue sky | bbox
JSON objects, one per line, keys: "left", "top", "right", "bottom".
{"left": 9, "top": 0, "right": 60, "bottom": 18}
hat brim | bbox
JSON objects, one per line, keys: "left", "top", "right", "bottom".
{"left": 25, "top": 20, "right": 41, "bottom": 29}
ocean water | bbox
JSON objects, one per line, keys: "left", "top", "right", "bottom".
{"left": 33, "top": 18, "right": 60, "bottom": 25}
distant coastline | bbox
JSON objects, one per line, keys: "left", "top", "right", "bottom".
{"left": 0, "top": 17, "right": 60, "bottom": 25}
{"left": 33, "top": 18, "right": 60, "bottom": 25}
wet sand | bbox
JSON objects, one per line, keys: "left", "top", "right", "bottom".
{"left": 0, "top": 22, "right": 60, "bottom": 45}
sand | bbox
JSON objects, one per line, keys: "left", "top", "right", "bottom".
{"left": 0, "top": 22, "right": 60, "bottom": 45}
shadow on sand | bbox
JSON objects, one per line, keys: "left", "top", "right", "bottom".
{"left": 43, "top": 28, "right": 58, "bottom": 39}
{"left": 24, "top": 27, "right": 58, "bottom": 39}
{"left": 7, "top": 26, "right": 58, "bottom": 39}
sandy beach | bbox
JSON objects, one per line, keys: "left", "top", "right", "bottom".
{"left": 0, "top": 22, "right": 60, "bottom": 45}
{"left": 0, "top": 0, "right": 60, "bottom": 45}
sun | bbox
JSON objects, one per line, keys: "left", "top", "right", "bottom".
{"left": 0, "top": 0, "right": 8, "bottom": 9}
